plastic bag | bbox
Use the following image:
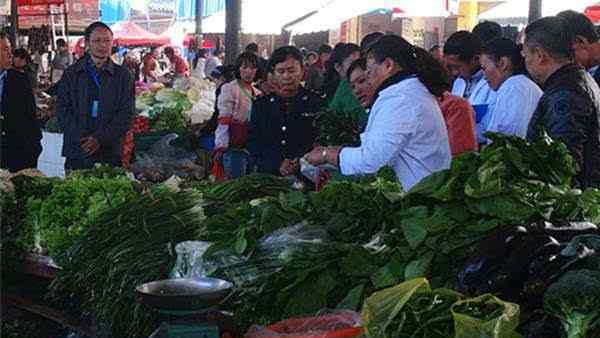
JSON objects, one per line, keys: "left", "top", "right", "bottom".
{"left": 211, "top": 158, "right": 225, "bottom": 182}
{"left": 451, "top": 294, "right": 521, "bottom": 338}
{"left": 170, "top": 241, "right": 212, "bottom": 279}
{"left": 362, "top": 278, "right": 521, "bottom": 338}
{"left": 245, "top": 310, "right": 363, "bottom": 338}
{"left": 207, "top": 222, "right": 330, "bottom": 286}
{"left": 131, "top": 133, "right": 205, "bottom": 182}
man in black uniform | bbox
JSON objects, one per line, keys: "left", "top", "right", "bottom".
{"left": 0, "top": 32, "right": 42, "bottom": 172}
{"left": 248, "top": 46, "right": 325, "bottom": 176}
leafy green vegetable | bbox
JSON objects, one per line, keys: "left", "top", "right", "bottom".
{"left": 543, "top": 269, "right": 600, "bottom": 338}
{"left": 49, "top": 188, "right": 206, "bottom": 338}
{"left": 25, "top": 175, "right": 136, "bottom": 261}
{"left": 314, "top": 109, "right": 362, "bottom": 146}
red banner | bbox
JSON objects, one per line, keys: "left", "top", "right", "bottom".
{"left": 18, "top": 0, "right": 99, "bottom": 32}
{"left": 17, "top": 0, "right": 64, "bottom": 5}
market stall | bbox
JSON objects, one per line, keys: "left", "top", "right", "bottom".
{"left": 2, "top": 128, "right": 600, "bottom": 337}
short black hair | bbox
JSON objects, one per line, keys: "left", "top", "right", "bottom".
{"left": 164, "top": 46, "right": 175, "bottom": 56}
{"left": 557, "top": 10, "right": 599, "bottom": 43}
{"left": 482, "top": 37, "right": 526, "bottom": 75}
{"left": 525, "top": 16, "right": 574, "bottom": 61}
{"left": 268, "top": 46, "right": 304, "bottom": 72}
{"left": 360, "top": 31, "right": 384, "bottom": 52}
{"left": 429, "top": 45, "right": 441, "bottom": 53}
{"left": 317, "top": 44, "right": 332, "bottom": 55}
{"left": 346, "top": 58, "right": 366, "bottom": 79}
{"left": 368, "top": 34, "right": 449, "bottom": 97}
{"left": 56, "top": 38, "right": 67, "bottom": 48}
{"left": 13, "top": 48, "right": 31, "bottom": 63}
{"left": 84, "top": 21, "right": 113, "bottom": 40}
{"left": 472, "top": 21, "right": 503, "bottom": 43}
{"left": 235, "top": 51, "right": 259, "bottom": 79}
{"left": 245, "top": 42, "right": 259, "bottom": 53}
{"left": 444, "top": 30, "right": 483, "bottom": 62}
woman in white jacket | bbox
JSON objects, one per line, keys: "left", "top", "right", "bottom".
{"left": 480, "top": 38, "right": 543, "bottom": 142}
{"left": 304, "top": 35, "right": 452, "bottom": 191}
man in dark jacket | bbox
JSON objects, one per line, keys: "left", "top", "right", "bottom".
{"left": 524, "top": 16, "right": 600, "bottom": 188}
{"left": 0, "top": 33, "right": 42, "bottom": 172}
{"left": 557, "top": 10, "right": 600, "bottom": 86}
{"left": 249, "top": 46, "right": 325, "bottom": 176}
{"left": 57, "top": 21, "right": 134, "bottom": 170}
{"left": 305, "top": 44, "right": 332, "bottom": 96}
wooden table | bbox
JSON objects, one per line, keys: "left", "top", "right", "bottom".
{"left": 3, "top": 253, "right": 99, "bottom": 337}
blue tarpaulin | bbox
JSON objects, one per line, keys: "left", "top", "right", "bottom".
{"left": 100, "top": 0, "right": 132, "bottom": 24}
{"left": 176, "top": 0, "right": 225, "bottom": 19}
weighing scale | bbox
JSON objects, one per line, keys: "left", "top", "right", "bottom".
{"left": 136, "top": 278, "right": 235, "bottom": 338}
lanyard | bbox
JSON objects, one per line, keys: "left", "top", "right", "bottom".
{"left": 86, "top": 61, "right": 102, "bottom": 90}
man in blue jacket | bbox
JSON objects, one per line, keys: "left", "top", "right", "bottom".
{"left": 57, "top": 21, "right": 134, "bottom": 170}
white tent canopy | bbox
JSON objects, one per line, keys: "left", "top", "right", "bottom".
{"left": 286, "top": 0, "right": 451, "bottom": 35}
{"left": 479, "top": 0, "right": 599, "bottom": 25}
{"left": 175, "top": 0, "right": 330, "bottom": 35}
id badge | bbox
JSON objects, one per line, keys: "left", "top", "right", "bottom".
{"left": 91, "top": 100, "right": 99, "bottom": 119}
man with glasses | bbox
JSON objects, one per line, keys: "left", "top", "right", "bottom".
{"left": 444, "top": 31, "right": 497, "bottom": 144}
{"left": 56, "top": 21, "right": 134, "bottom": 170}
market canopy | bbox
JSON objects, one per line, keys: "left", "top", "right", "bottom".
{"left": 478, "top": 0, "right": 600, "bottom": 26}
{"left": 111, "top": 21, "right": 171, "bottom": 47}
{"left": 189, "top": 0, "right": 329, "bottom": 34}
{"left": 285, "top": 0, "right": 452, "bottom": 35}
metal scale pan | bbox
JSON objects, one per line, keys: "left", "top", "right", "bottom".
{"left": 136, "top": 278, "right": 233, "bottom": 312}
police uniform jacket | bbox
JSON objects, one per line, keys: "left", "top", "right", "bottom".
{"left": 248, "top": 87, "right": 325, "bottom": 175}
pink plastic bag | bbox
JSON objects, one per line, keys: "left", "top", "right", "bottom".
{"left": 245, "top": 311, "right": 363, "bottom": 338}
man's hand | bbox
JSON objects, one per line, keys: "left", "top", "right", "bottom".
{"left": 80, "top": 136, "right": 100, "bottom": 155}
{"left": 280, "top": 158, "right": 299, "bottom": 176}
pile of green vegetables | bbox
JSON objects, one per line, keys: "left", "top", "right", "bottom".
{"left": 4, "top": 133, "right": 600, "bottom": 338}
{"left": 49, "top": 187, "right": 206, "bottom": 338}
{"left": 314, "top": 109, "right": 364, "bottom": 146}
{"left": 21, "top": 168, "right": 137, "bottom": 264}
{"left": 1, "top": 173, "right": 57, "bottom": 277}
{"left": 137, "top": 88, "right": 192, "bottom": 136}
{"left": 190, "top": 133, "right": 600, "bottom": 334}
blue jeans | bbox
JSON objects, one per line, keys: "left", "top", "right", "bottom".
{"left": 223, "top": 149, "right": 250, "bottom": 179}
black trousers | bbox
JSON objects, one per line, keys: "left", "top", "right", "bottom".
{"left": 1, "top": 145, "right": 42, "bottom": 173}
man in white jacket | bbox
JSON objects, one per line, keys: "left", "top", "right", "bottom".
{"left": 304, "top": 35, "right": 451, "bottom": 191}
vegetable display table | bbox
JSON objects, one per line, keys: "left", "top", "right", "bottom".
{"left": 2, "top": 254, "right": 99, "bottom": 337}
